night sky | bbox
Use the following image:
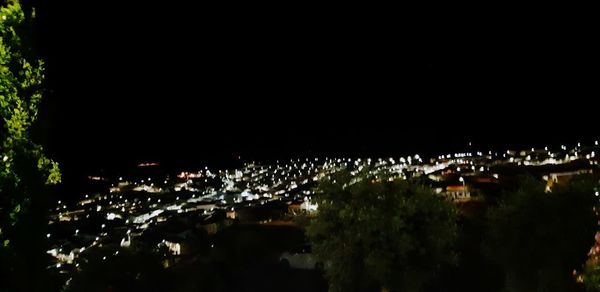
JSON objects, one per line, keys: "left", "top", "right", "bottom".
{"left": 27, "top": 2, "right": 598, "bottom": 182}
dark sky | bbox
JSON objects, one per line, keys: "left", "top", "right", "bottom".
{"left": 28, "top": 2, "right": 598, "bottom": 178}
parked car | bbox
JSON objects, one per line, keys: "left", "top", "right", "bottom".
{"left": 279, "top": 244, "right": 324, "bottom": 270}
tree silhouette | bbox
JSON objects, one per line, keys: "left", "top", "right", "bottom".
{"left": 1, "top": 1, "right": 60, "bottom": 290}
{"left": 62, "top": 245, "right": 171, "bottom": 292}
{"left": 308, "top": 170, "right": 458, "bottom": 292}
{"left": 483, "top": 175, "right": 598, "bottom": 292}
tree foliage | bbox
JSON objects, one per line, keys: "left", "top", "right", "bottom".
{"left": 1, "top": 0, "right": 60, "bottom": 290}
{"left": 584, "top": 260, "right": 600, "bottom": 292}
{"left": 307, "top": 170, "right": 459, "bottom": 292}
{"left": 62, "top": 245, "right": 171, "bottom": 292}
{"left": 483, "top": 176, "right": 599, "bottom": 292}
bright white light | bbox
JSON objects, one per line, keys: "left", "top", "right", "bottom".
{"left": 596, "top": 192, "right": 599, "bottom": 197}
{"left": 459, "top": 177, "right": 464, "bottom": 182}
{"left": 46, "top": 233, "right": 51, "bottom": 238}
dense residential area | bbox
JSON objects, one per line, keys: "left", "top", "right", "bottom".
{"left": 42, "top": 142, "right": 600, "bottom": 291}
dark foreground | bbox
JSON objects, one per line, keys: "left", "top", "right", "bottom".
{"left": 60, "top": 224, "right": 328, "bottom": 292}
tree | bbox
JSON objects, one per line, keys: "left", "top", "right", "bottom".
{"left": 583, "top": 260, "right": 600, "bottom": 292}
{"left": 62, "top": 245, "right": 171, "bottom": 292}
{"left": 1, "top": 0, "right": 60, "bottom": 290}
{"left": 483, "top": 175, "right": 599, "bottom": 292}
{"left": 307, "top": 170, "right": 459, "bottom": 292}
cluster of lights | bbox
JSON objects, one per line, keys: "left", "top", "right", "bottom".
{"left": 46, "top": 140, "right": 600, "bottom": 271}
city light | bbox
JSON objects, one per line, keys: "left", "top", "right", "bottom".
{"left": 39, "top": 141, "right": 600, "bottom": 282}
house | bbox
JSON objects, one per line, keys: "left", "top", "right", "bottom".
{"left": 445, "top": 185, "right": 470, "bottom": 201}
